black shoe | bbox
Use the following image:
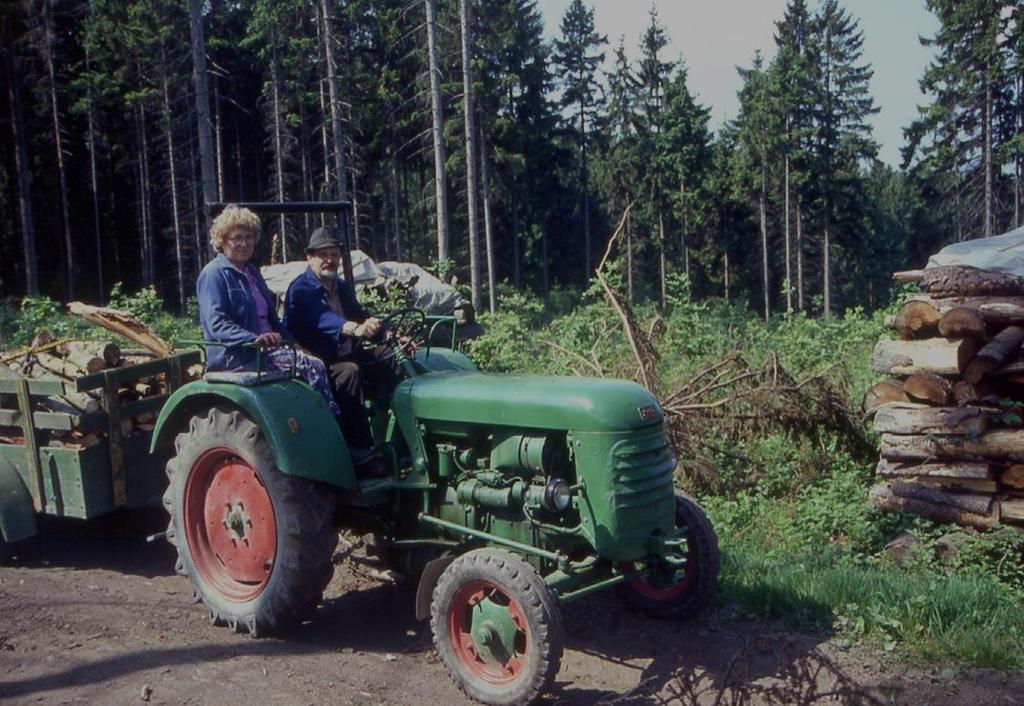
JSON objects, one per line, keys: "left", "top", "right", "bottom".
{"left": 355, "top": 454, "right": 389, "bottom": 479}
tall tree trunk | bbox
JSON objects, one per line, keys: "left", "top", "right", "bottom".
{"left": 42, "top": 0, "right": 74, "bottom": 298}
{"left": 460, "top": 0, "right": 481, "bottom": 310}
{"left": 796, "top": 196, "right": 804, "bottom": 311}
{"left": 658, "top": 210, "right": 667, "bottom": 308}
{"left": 233, "top": 110, "right": 244, "bottom": 200}
{"left": 626, "top": 209, "right": 634, "bottom": 303}
{"left": 4, "top": 32, "right": 38, "bottom": 294}
{"left": 390, "top": 137, "right": 402, "bottom": 260}
{"left": 321, "top": 0, "right": 347, "bottom": 212}
{"left": 784, "top": 129, "right": 792, "bottom": 312}
{"left": 189, "top": 0, "right": 216, "bottom": 258}
{"left": 723, "top": 250, "right": 730, "bottom": 302}
{"left": 823, "top": 204, "right": 832, "bottom": 319}
{"left": 161, "top": 69, "right": 187, "bottom": 312}
{"left": 512, "top": 195, "right": 521, "bottom": 288}
{"left": 137, "top": 103, "right": 155, "bottom": 288}
{"left": 270, "top": 47, "right": 288, "bottom": 259}
{"left": 424, "top": 0, "right": 450, "bottom": 265}
{"left": 679, "top": 178, "right": 690, "bottom": 283}
{"left": 479, "top": 119, "right": 496, "bottom": 313}
{"left": 983, "top": 74, "right": 993, "bottom": 237}
{"left": 214, "top": 75, "right": 224, "bottom": 200}
{"left": 760, "top": 161, "right": 769, "bottom": 322}
{"left": 580, "top": 98, "right": 591, "bottom": 278}
{"left": 349, "top": 131, "right": 362, "bottom": 251}
{"left": 85, "top": 47, "right": 103, "bottom": 300}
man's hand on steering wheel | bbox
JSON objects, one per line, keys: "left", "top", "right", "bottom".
{"left": 343, "top": 317, "right": 384, "bottom": 341}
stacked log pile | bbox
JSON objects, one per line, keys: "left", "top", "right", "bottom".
{"left": 867, "top": 266, "right": 1024, "bottom": 529}
{"left": 0, "top": 337, "right": 173, "bottom": 448}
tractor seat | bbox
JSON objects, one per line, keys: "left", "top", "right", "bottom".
{"left": 203, "top": 370, "right": 292, "bottom": 386}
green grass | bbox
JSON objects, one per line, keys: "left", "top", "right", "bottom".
{"left": 717, "top": 539, "right": 1024, "bottom": 669}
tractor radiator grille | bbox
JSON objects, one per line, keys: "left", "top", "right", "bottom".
{"left": 609, "top": 426, "right": 675, "bottom": 525}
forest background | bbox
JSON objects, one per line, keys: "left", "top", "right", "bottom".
{"left": 2, "top": 0, "right": 1024, "bottom": 672}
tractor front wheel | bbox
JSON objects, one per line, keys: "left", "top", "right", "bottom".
{"left": 163, "top": 407, "right": 337, "bottom": 636}
{"left": 431, "top": 549, "right": 563, "bottom": 706}
{"left": 619, "top": 491, "right": 720, "bottom": 620}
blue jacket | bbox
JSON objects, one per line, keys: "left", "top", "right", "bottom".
{"left": 283, "top": 266, "right": 369, "bottom": 363}
{"left": 196, "top": 253, "right": 291, "bottom": 371}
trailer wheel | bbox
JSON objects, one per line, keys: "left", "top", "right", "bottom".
{"left": 431, "top": 549, "right": 563, "bottom": 706}
{"left": 619, "top": 491, "right": 719, "bottom": 620}
{"left": 163, "top": 406, "right": 337, "bottom": 636}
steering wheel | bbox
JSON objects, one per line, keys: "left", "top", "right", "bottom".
{"left": 381, "top": 307, "right": 427, "bottom": 344}
{"left": 364, "top": 308, "right": 427, "bottom": 364}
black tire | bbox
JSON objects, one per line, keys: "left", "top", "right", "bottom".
{"left": 619, "top": 491, "right": 720, "bottom": 620}
{"left": 163, "top": 406, "right": 337, "bottom": 636}
{"left": 431, "top": 549, "right": 563, "bottom": 706}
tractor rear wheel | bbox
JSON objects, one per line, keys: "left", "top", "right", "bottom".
{"left": 431, "top": 549, "right": 563, "bottom": 706}
{"left": 619, "top": 491, "right": 719, "bottom": 620}
{"left": 163, "top": 406, "right": 337, "bottom": 636}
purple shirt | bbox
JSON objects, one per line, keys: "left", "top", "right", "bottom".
{"left": 244, "top": 268, "right": 274, "bottom": 335}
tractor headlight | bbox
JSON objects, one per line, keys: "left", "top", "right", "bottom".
{"left": 542, "top": 478, "right": 572, "bottom": 513}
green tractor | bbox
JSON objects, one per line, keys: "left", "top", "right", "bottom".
{"left": 153, "top": 309, "right": 719, "bottom": 706}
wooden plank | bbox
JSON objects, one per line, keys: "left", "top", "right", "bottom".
{"left": 74, "top": 350, "right": 201, "bottom": 392}
{"left": 15, "top": 378, "right": 45, "bottom": 512}
{"left": 120, "top": 395, "right": 168, "bottom": 419}
{"left": 0, "top": 378, "right": 68, "bottom": 397}
{"left": 0, "top": 409, "right": 75, "bottom": 431}
{"left": 102, "top": 371, "right": 126, "bottom": 508}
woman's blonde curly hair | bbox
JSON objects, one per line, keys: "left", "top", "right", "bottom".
{"left": 210, "top": 205, "right": 262, "bottom": 252}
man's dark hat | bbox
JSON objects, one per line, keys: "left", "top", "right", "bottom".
{"left": 306, "top": 227, "right": 343, "bottom": 252}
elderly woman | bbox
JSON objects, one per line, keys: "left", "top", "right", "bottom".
{"left": 196, "top": 205, "right": 340, "bottom": 417}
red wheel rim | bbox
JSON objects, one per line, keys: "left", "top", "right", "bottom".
{"left": 183, "top": 447, "right": 276, "bottom": 602}
{"left": 447, "top": 580, "right": 529, "bottom": 684}
{"left": 621, "top": 535, "right": 694, "bottom": 601}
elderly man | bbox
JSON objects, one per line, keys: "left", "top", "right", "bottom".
{"left": 284, "top": 228, "right": 397, "bottom": 473}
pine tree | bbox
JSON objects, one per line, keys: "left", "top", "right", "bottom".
{"left": 553, "top": 0, "right": 605, "bottom": 278}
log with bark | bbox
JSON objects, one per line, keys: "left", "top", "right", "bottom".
{"left": 869, "top": 483, "right": 998, "bottom": 529}
{"left": 872, "top": 402, "right": 986, "bottom": 435}
{"left": 880, "top": 430, "right": 1024, "bottom": 461}
{"left": 903, "top": 373, "right": 952, "bottom": 405}
{"left": 862, "top": 379, "right": 909, "bottom": 412}
{"left": 892, "top": 300, "right": 941, "bottom": 339}
{"left": 913, "top": 476, "right": 998, "bottom": 493}
{"left": 963, "top": 325, "right": 1024, "bottom": 384}
{"left": 1001, "top": 499, "right": 1024, "bottom": 523}
{"left": 871, "top": 338, "right": 978, "bottom": 376}
{"left": 65, "top": 340, "right": 121, "bottom": 368}
{"left": 920, "top": 266, "right": 1024, "bottom": 297}
{"left": 67, "top": 302, "right": 174, "bottom": 357}
{"left": 905, "top": 293, "right": 1024, "bottom": 325}
{"left": 1001, "top": 464, "right": 1024, "bottom": 490}
{"left": 952, "top": 380, "right": 990, "bottom": 405}
{"left": 875, "top": 459, "right": 992, "bottom": 479}
{"left": 938, "top": 307, "right": 986, "bottom": 339}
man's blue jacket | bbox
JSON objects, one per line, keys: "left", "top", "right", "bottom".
{"left": 196, "top": 253, "right": 291, "bottom": 371}
{"left": 283, "top": 266, "right": 368, "bottom": 363}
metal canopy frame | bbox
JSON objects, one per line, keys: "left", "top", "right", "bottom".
{"left": 208, "top": 200, "right": 355, "bottom": 284}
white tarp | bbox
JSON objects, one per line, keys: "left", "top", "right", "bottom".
{"left": 260, "top": 250, "right": 467, "bottom": 315}
{"left": 926, "top": 226, "right": 1024, "bottom": 277}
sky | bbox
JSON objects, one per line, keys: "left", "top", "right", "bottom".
{"left": 535, "top": 0, "right": 941, "bottom": 167}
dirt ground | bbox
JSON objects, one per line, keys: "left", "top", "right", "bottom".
{"left": 1, "top": 513, "right": 1022, "bottom": 706}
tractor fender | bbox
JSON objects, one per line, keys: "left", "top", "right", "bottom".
{"left": 150, "top": 379, "right": 357, "bottom": 490}
{"left": 415, "top": 554, "right": 457, "bottom": 621}
{"left": 0, "top": 456, "right": 37, "bottom": 543}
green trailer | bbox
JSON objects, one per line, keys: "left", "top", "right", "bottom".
{"left": 0, "top": 350, "right": 201, "bottom": 552}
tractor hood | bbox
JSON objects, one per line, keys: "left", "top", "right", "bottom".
{"left": 400, "top": 372, "right": 663, "bottom": 432}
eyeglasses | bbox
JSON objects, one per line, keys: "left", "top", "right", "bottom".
{"left": 226, "top": 233, "right": 257, "bottom": 244}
